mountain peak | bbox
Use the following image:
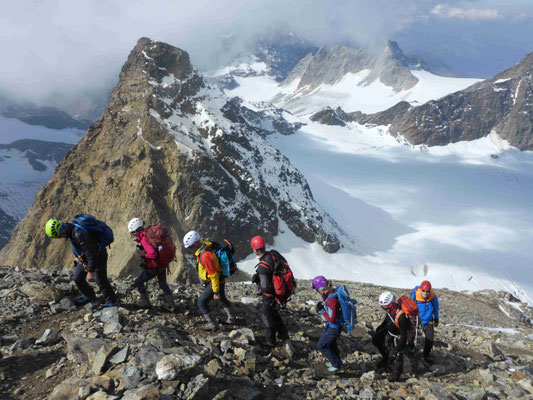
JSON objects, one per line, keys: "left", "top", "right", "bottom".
{"left": 123, "top": 37, "right": 195, "bottom": 83}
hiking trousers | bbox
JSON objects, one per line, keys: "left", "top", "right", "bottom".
{"left": 134, "top": 266, "right": 172, "bottom": 295}
{"left": 317, "top": 326, "right": 342, "bottom": 368}
{"left": 262, "top": 298, "right": 289, "bottom": 345}
{"left": 73, "top": 258, "right": 117, "bottom": 304}
{"left": 422, "top": 323, "right": 434, "bottom": 356}
{"left": 372, "top": 325, "right": 394, "bottom": 359}
{"left": 197, "top": 282, "right": 231, "bottom": 315}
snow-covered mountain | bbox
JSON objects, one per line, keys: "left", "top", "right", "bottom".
{"left": 336, "top": 51, "right": 533, "bottom": 150}
{"left": 216, "top": 41, "right": 481, "bottom": 116}
{"left": 0, "top": 116, "right": 83, "bottom": 248}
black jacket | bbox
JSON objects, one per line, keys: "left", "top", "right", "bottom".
{"left": 254, "top": 250, "right": 286, "bottom": 299}
{"left": 377, "top": 309, "right": 410, "bottom": 353}
{"left": 64, "top": 222, "right": 106, "bottom": 273}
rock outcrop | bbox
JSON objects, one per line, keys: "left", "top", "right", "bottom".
{"left": 0, "top": 37, "right": 346, "bottom": 280}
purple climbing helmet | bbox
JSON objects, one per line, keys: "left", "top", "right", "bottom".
{"left": 312, "top": 275, "right": 328, "bottom": 290}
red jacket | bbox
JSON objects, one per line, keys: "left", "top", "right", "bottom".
{"left": 135, "top": 230, "right": 158, "bottom": 259}
{"left": 321, "top": 289, "right": 341, "bottom": 324}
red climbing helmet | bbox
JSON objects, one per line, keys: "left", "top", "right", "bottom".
{"left": 250, "top": 235, "right": 266, "bottom": 250}
{"left": 421, "top": 280, "right": 432, "bottom": 291}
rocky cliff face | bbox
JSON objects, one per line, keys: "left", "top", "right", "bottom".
{"left": 0, "top": 38, "right": 346, "bottom": 280}
{"left": 282, "top": 42, "right": 419, "bottom": 94}
{"left": 327, "top": 52, "right": 533, "bottom": 150}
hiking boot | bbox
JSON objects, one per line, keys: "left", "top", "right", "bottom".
{"left": 74, "top": 295, "right": 95, "bottom": 305}
{"left": 200, "top": 322, "right": 217, "bottom": 331}
{"left": 138, "top": 292, "right": 151, "bottom": 309}
{"left": 103, "top": 301, "right": 118, "bottom": 308}
{"left": 327, "top": 366, "right": 339, "bottom": 373}
{"left": 161, "top": 294, "right": 175, "bottom": 312}
{"left": 325, "top": 361, "right": 333, "bottom": 368}
{"left": 200, "top": 315, "right": 218, "bottom": 331}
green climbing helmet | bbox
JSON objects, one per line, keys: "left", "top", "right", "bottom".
{"left": 45, "top": 218, "right": 63, "bottom": 238}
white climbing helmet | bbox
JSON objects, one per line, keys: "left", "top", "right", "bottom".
{"left": 183, "top": 230, "right": 200, "bottom": 248}
{"left": 128, "top": 217, "right": 144, "bottom": 233}
{"left": 379, "top": 291, "right": 396, "bottom": 307}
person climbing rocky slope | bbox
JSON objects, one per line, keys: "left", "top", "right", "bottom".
{"left": 0, "top": 266, "right": 532, "bottom": 399}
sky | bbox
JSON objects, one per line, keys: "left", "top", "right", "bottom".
{"left": 0, "top": 0, "right": 532, "bottom": 110}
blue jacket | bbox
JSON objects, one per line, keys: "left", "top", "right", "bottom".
{"left": 410, "top": 286, "right": 439, "bottom": 325}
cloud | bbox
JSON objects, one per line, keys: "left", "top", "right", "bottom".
{"left": 430, "top": 4, "right": 503, "bottom": 21}
{"left": 0, "top": 0, "right": 530, "bottom": 113}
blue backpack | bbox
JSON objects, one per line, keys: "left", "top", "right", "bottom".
{"left": 72, "top": 213, "right": 114, "bottom": 252}
{"left": 201, "top": 240, "right": 237, "bottom": 278}
{"left": 326, "top": 285, "right": 358, "bottom": 333}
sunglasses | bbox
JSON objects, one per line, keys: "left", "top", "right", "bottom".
{"left": 421, "top": 290, "right": 430, "bottom": 293}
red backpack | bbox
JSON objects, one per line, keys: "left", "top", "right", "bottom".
{"left": 260, "top": 251, "right": 296, "bottom": 305}
{"left": 143, "top": 223, "right": 176, "bottom": 270}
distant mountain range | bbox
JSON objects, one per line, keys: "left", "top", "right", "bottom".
{"left": 0, "top": 96, "right": 92, "bottom": 130}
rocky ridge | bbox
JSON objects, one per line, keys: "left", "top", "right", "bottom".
{"left": 1, "top": 266, "right": 532, "bottom": 399}
{"left": 313, "top": 51, "right": 533, "bottom": 150}
{"left": 0, "top": 37, "right": 347, "bottom": 281}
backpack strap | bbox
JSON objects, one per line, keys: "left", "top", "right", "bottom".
{"left": 72, "top": 223, "right": 103, "bottom": 252}
{"left": 324, "top": 293, "right": 341, "bottom": 328}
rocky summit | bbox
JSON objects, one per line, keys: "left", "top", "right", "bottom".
{"left": 0, "top": 37, "right": 347, "bottom": 281}
{"left": 0, "top": 266, "right": 532, "bottom": 399}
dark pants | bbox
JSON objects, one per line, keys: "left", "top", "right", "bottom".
{"left": 422, "top": 323, "right": 434, "bottom": 356}
{"left": 197, "top": 282, "right": 231, "bottom": 315}
{"left": 134, "top": 266, "right": 172, "bottom": 295}
{"left": 317, "top": 326, "right": 342, "bottom": 368}
{"left": 262, "top": 298, "right": 288, "bottom": 345}
{"left": 73, "top": 259, "right": 117, "bottom": 303}
{"left": 372, "top": 327, "right": 404, "bottom": 380}
{"left": 372, "top": 325, "right": 394, "bottom": 360}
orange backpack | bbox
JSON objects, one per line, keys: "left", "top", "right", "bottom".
{"left": 394, "top": 296, "right": 421, "bottom": 339}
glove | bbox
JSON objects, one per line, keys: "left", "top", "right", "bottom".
{"left": 252, "top": 273, "right": 259, "bottom": 285}
{"left": 315, "top": 301, "right": 324, "bottom": 313}
{"left": 434, "top": 320, "right": 439, "bottom": 328}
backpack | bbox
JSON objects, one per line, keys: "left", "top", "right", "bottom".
{"left": 72, "top": 213, "right": 114, "bottom": 252}
{"left": 143, "top": 223, "right": 176, "bottom": 269}
{"left": 260, "top": 251, "right": 296, "bottom": 305}
{"left": 326, "top": 285, "right": 358, "bottom": 333}
{"left": 395, "top": 295, "right": 421, "bottom": 342}
{"left": 201, "top": 240, "right": 238, "bottom": 278}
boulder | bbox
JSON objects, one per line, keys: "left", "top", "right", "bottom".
{"left": 48, "top": 376, "right": 89, "bottom": 400}
{"left": 122, "top": 384, "right": 160, "bottom": 400}
{"left": 20, "top": 283, "right": 62, "bottom": 305}
{"left": 36, "top": 329, "right": 61, "bottom": 346}
{"left": 155, "top": 351, "right": 202, "bottom": 380}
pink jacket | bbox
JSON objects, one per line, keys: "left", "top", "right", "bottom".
{"left": 135, "top": 230, "right": 158, "bottom": 259}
